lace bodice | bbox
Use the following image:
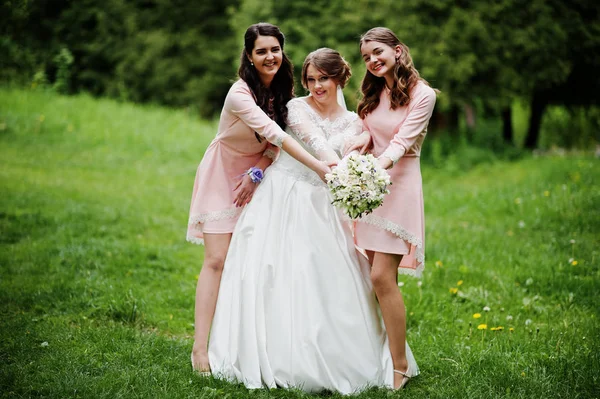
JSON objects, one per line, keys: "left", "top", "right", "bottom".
{"left": 286, "top": 98, "right": 361, "bottom": 160}
{"left": 267, "top": 97, "right": 362, "bottom": 186}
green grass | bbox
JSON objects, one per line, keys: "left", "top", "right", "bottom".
{"left": 1, "top": 88, "right": 599, "bottom": 398}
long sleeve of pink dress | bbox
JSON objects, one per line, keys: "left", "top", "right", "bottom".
{"left": 355, "top": 81, "right": 436, "bottom": 277}
{"left": 186, "top": 79, "right": 288, "bottom": 245}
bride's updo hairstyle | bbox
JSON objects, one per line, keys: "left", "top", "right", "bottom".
{"left": 301, "top": 48, "right": 352, "bottom": 89}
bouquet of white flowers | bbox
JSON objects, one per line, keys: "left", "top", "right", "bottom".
{"left": 325, "top": 153, "right": 392, "bottom": 219}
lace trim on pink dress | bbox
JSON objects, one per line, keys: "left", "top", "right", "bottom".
{"left": 357, "top": 214, "right": 425, "bottom": 277}
{"left": 263, "top": 148, "right": 277, "bottom": 160}
{"left": 186, "top": 208, "right": 244, "bottom": 245}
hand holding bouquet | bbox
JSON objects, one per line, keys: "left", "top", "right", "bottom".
{"left": 325, "top": 153, "right": 391, "bottom": 219}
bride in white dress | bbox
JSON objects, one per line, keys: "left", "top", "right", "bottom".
{"left": 207, "top": 48, "right": 418, "bottom": 394}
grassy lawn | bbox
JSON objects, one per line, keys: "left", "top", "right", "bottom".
{"left": 1, "top": 88, "right": 598, "bottom": 398}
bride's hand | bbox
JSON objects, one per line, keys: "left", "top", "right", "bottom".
{"left": 343, "top": 132, "right": 372, "bottom": 156}
{"left": 315, "top": 161, "right": 332, "bottom": 183}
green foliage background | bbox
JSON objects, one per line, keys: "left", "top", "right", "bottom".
{"left": 3, "top": 0, "right": 600, "bottom": 136}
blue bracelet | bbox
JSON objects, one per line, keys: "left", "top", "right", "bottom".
{"left": 247, "top": 167, "right": 264, "bottom": 183}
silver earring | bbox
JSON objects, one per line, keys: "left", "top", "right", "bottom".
{"left": 250, "top": 62, "right": 254, "bottom": 66}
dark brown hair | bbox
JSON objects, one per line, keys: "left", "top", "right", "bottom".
{"left": 301, "top": 48, "right": 352, "bottom": 89}
{"left": 358, "top": 27, "right": 433, "bottom": 119}
{"left": 238, "top": 23, "right": 294, "bottom": 140}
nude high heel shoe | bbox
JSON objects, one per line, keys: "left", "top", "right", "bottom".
{"left": 393, "top": 367, "right": 411, "bottom": 389}
{"left": 191, "top": 352, "right": 211, "bottom": 377}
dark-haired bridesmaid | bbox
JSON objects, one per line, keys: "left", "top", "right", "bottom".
{"left": 187, "top": 23, "right": 330, "bottom": 374}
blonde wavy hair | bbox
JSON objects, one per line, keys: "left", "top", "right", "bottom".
{"left": 357, "top": 27, "right": 431, "bottom": 119}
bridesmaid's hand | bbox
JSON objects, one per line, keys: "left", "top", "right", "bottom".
{"left": 343, "top": 132, "right": 372, "bottom": 156}
{"left": 233, "top": 175, "right": 258, "bottom": 207}
{"left": 377, "top": 156, "right": 393, "bottom": 171}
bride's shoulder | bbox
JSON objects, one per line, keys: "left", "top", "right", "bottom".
{"left": 344, "top": 109, "right": 358, "bottom": 118}
{"left": 286, "top": 97, "right": 313, "bottom": 126}
{"left": 342, "top": 110, "right": 359, "bottom": 123}
{"left": 286, "top": 97, "right": 311, "bottom": 110}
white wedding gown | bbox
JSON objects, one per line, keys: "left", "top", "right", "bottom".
{"left": 208, "top": 98, "right": 418, "bottom": 394}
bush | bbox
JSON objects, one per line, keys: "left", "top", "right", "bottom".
{"left": 53, "top": 47, "right": 74, "bottom": 94}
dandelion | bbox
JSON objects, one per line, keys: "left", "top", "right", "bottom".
{"left": 525, "top": 319, "right": 532, "bottom": 326}
{"left": 506, "top": 315, "right": 513, "bottom": 321}
{"left": 417, "top": 281, "right": 422, "bottom": 288}
{"left": 435, "top": 260, "right": 443, "bottom": 268}
{"left": 570, "top": 239, "right": 576, "bottom": 259}
{"left": 521, "top": 372, "right": 526, "bottom": 377}
{"left": 477, "top": 324, "right": 487, "bottom": 330}
{"left": 491, "top": 326, "right": 504, "bottom": 331}
{"left": 457, "top": 280, "right": 463, "bottom": 286}
{"left": 510, "top": 327, "right": 515, "bottom": 332}
{"left": 483, "top": 306, "right": 491, "bottom": 312}
{"left": 571, "top": 260, "right": 578, "bottom": 266}
{"left": 449, "top": 287, "right": 458, "bottom": 294}
{"left": 397, "top": 281, "right": 405, "bottom": 287}
{"left": 473, "top": 313, "right": 482, "bottom": 319}
{"left": 543, "top": 190, "right": 550, "bottom": 197}
{"left": 518, "top": 220, "right": 525, "bottom": 228}
{"left": 526, "top": 278, "right": 533, "bottom": 286}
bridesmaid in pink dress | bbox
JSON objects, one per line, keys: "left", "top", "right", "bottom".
{"left": 188, "top": 23, "right": 330, "bottom": 374}
{"left": 346, "top": 27, "right": 437, "bottom": 389}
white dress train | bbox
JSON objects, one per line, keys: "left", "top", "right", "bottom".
{"left": 208, "top": 98, "right": 418, "bottom": 394}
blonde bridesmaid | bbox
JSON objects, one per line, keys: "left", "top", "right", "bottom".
{"left": 346, "top": 26, "right": 437, "bottom": 389}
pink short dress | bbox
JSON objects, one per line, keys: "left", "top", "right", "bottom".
{"left": 186, "top": 79, "right": 286, "bottom": 245}
{"left": 354, "top": 81, "right": 436, "bottom": 277}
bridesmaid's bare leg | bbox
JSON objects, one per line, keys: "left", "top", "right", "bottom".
{"left": 191, "top": 232, "right": 232, "bottom": 372}
{"left": 370, "top": 251, "right": 408, "bottom": 389}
